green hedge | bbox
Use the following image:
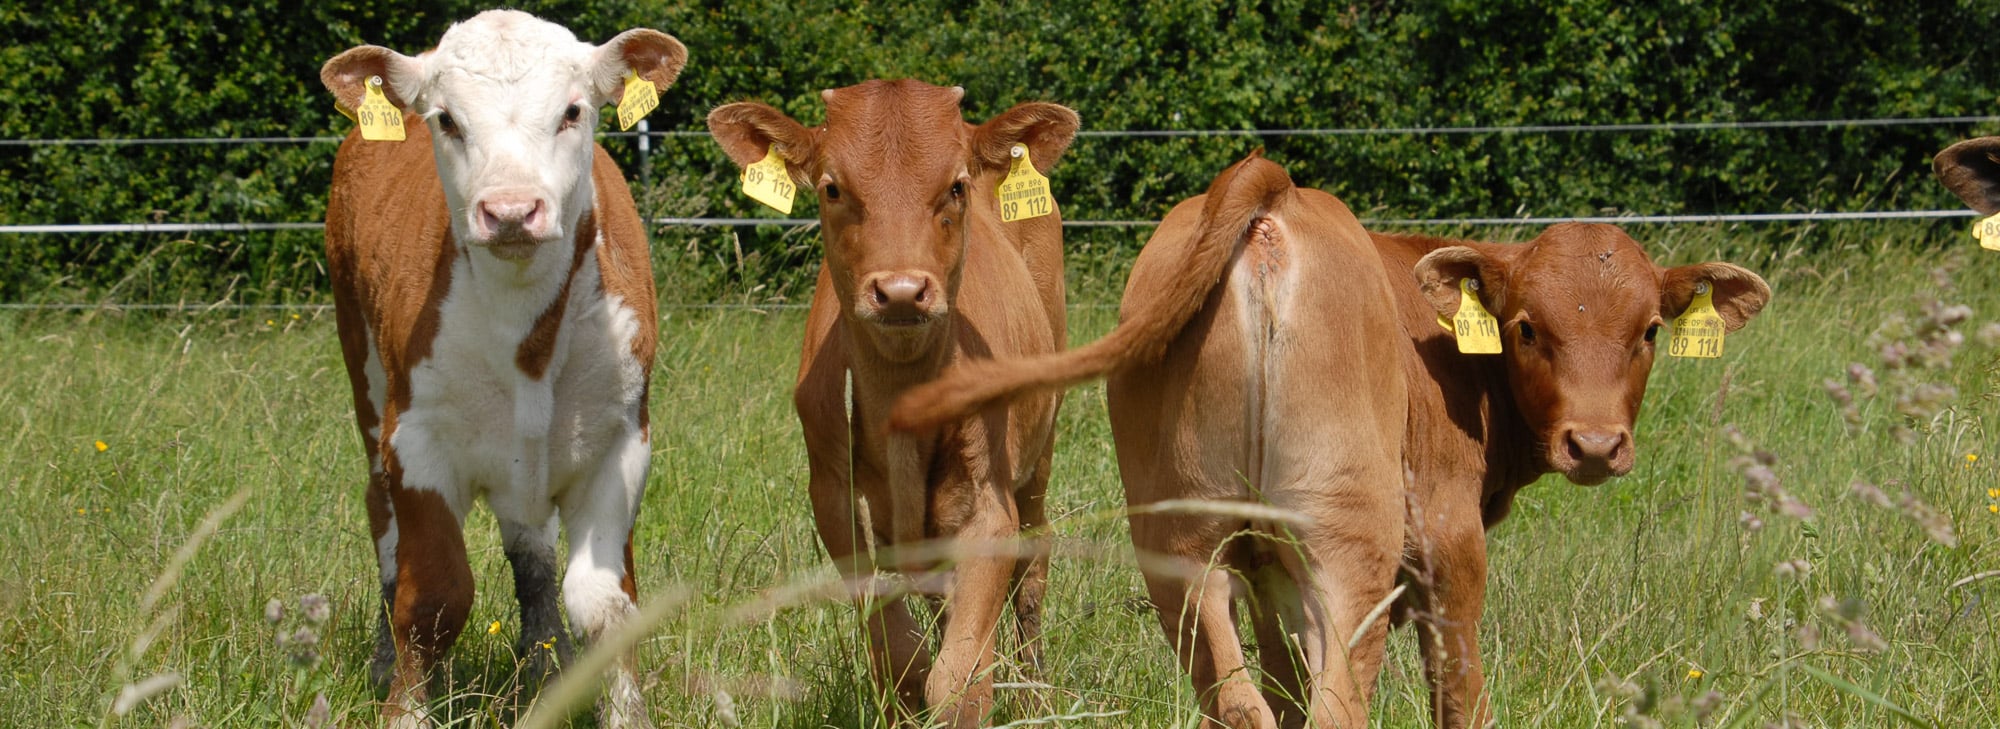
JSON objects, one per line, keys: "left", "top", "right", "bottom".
{"left": 4, "top": 0, "right": 1997, "bottom": 303}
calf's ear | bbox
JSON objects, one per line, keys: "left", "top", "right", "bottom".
{"left": 1412, "top": 244, "right": 1512, "bottom": 320}
{"left": 706, "top": 102, "right": 817, "bottom": 184}
{"left": 973, "top": 102, "right": 1081, "bottom": 174}
{"left": 1935, "top": 137, "right": 2000, "bottom": 215}
{"left": 1660, "top": 262, "right": 1771, "bottom": 332}
{"left": 321, "top": 45, "right": 423, "bottom": 112}
{"left": 588, "top": 29, "right": 688, "bottom": 107}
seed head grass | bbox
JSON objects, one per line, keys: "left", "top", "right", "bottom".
{"left": 0, "top": 222, "right": 1995, "bottom": 726}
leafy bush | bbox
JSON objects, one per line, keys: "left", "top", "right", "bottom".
{"left": 4, "top": 0, "right": 1996, "bottom": 303}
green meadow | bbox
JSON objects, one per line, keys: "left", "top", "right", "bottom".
{"left": 2, "top": 221, "right": 1996, "bottom": 727}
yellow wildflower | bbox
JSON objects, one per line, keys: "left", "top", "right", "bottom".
{"left": 1966, "top": 454, "right": 1980, "bottom": 469}
{"left": 76, "top": 508, "right": 86, "bottom": 515}
{"left": 93, "top": 440, "right": 108, "bottom": 452}
{"left": 541, "top": 638, "right": 555, "bottom": 651}
{"left": 266, "top": 319, "right": 275, "bottom": 326}
{"left": 1686, "top": 668, "right": 1705, "bottom": 680}
{"left": 488, "top": 620, "right": 501, "bottom": 635}
{"left": 290, "top": 313, "right": 301, "bottom": 321}
{"left": 1988, "top": 488, "right": 2000, "bottom": 499}
{"left": 1990, "top": 504, "right": 1998, "bottom": 515}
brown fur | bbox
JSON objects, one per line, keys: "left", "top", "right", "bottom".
{"left": 894, "top": 152, "right": 1411, "bottom": 729}
{"left": 708, "top": 79, "right": 1078, "bottom": 729}
{"left": 1934, "top": 136, "right": 2000, "bottom": 215}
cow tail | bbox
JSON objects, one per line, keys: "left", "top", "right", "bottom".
{"left": 888, "top": 150, "right": 1294, "bottom": 432}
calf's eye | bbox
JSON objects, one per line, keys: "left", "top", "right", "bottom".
{"left": 950, "top": 181, "right": 967, "bottom": 201}
{"left": 1644, "top": 324, "right": 1660, "bottom": 343}
{"left": 824, "top": 183, "right": 842, "bottom": 202}
{"left": 563, "top": 104, "right": 583, "bottom": 125}
{"left": 438, "top": 112, "right": 461, "bottom": 137}
{"left": 1518, "top": 321, "right": 1537, "bottom": 344}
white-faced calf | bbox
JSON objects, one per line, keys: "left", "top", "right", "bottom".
{"left": 319, "top": 10, "right": 683, "bottom": 728}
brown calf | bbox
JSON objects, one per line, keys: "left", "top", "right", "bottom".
{"left": 321, "top": 11, "right": 683, "bottom": 728}
{"left": 1378, "top": 223, "right": 1770, "bottom": 726}
{"left": 707, "top": 79, "right": 1079, "bottom": 728}
{"left": 894, "top": 152, "right": 1411, "bottom": 729}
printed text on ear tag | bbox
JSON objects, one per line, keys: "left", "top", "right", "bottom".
{"left": 356, "top": 76, "right": 405, "bottom": 142}
{"left": 1973, "top": 212, "right": 2000, "bottom": 252}
{"left": 998, "top": 144, "right": 1054, "bottom": 222}
{"left": 616, "top": 70, "right": 658, "bottom": 132}
{"left": 1669, "top": 282, "right": 1725, "bottom": 358}
{"left": 741, "top": 145, "right": 796, "bottom": 214}
{"left": 1452, "top": 278, "right": 1502, "bottom": 354}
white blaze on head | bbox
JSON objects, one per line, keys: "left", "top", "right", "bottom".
{"left": 321, "top": 10, "right": 686, "bottom": 259}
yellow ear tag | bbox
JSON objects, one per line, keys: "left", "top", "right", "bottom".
{"left": 355, "top": 76, "right": 405, "bottom": 142}
{"left": 1973, "top": 211, "right": 2000, "bottom": 252}
{"left": 997, "top": 144, "right": 1054, "bottom": 222}
{"left": 740, "top": 144, "right": 796, "bottom": 214}
{"left": 616, "top": 70, "right": 658, "bottom": 132}
{"left": 1451, "top": 278, "right": 1502, "bottom": 354}
{"left": 1669, "top": 282, "right": 1725, "bottom": 358}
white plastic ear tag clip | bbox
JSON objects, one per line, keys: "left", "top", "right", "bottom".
{"left": 997, "top": 144, "right": 1054, "bottom": 222}
{"left": 1669, "top": 281, "right": 1725, "bottom": 358}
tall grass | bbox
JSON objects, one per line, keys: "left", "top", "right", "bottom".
{"left": 0, "top": 221, "right": 1994, "bottom": 727}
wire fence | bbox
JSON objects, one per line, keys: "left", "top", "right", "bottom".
{"left": 5, "top": 114, "right": 1992, "bottom": 311}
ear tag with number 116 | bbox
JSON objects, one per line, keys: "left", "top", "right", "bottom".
{"left": 352, "top": 76, "right": 405, "bottom": 142}
{"left": 997, "top": 144, "right": 1054, "bottom": 222}
{"left": 1669, "top": 282, "right": 1725, "bottom": 358}
{"left": 616, "top": 70, "right": 658, "bottom": 131}
{"left": 740, "top": 145, "right": 795, "bottom": 214}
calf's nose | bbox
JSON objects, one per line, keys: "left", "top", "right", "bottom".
{"left": 863, "top": 273, "right": 937, "bottom": 323}
{"left": 1564, "top": 428, "right": 1628, "bottom": 464}
{"left": 477, "top": 194, "right": 547, "bottom": 239}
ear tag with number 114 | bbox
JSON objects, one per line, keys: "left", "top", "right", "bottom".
{"left": 1669, "top": 282, "right": 1725, "bottom": 358}
{"left": 740, "top": 145, "right": 795, "bottom": 214}
{"left": 1450, "top": 278, "right": 1503, "bottom": 354}
{"left": 997, "top": 144, "right": 1054, "bottom": 222}
{"left": 1973, "top": 212, "right": 2000, "bottom": 252}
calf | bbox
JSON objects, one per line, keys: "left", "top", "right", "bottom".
{"left": 896, "top": 215, "right": 1771, "bottom": 727}
{"left": 319, "top": 10, "right": 684, "bottom": 727}
{"left": 894, "top": 152, "right": 1411, "bottom": 729}
{"left": 1376, "top": 223, "right": 1770, "bottom": 726}
{"left": 707, "top": 80, "right": 1078, "bottom": 728}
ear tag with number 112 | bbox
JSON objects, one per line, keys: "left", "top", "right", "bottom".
{"left": 997, "top": 144, "right": 1054, "bottom": 222}
{"left": 1669, "top": 282, "right": 1725, "bottom": 358}
{"left": 616, "top": 70, "right": 658, "bottom": 131}
{"left": 740, "top": 144, "right": 795, "bottom": 214}
{"left": 1973, "top": 212, "right": 2000, "bottom": 252}
{"left": 1450, "top": 278, "right": 1503, "bottom": 354}
{"left": 353, "top": 76, "right": 405, "bottom": 142}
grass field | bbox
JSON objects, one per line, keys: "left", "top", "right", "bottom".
{"left": 2, "top": 221, "right": 1997, "bottom": 728}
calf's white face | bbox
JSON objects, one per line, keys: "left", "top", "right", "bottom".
{"left": 321, "top": 10, "right": 685, "bottom": 260}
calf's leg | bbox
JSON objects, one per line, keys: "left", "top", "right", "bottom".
{"left": 385, "top": 485, "right": 474, "bottom": 728}
{"left": 499, "top": 515, "right": 570, "bottom": 685}
{"left": 1405, "top": 502, "right": 1494, "bottom": 729}
{"left": 924, "top": 502, "right": 1018, "bottom": 729}
{"left": 559, "top": 428, "right": 653, "bottom": 729}
{"left": 1135, "top": 514, "right": 1277, "bottom": 729}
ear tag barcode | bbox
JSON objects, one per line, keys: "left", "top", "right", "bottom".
{"left": 997, "top": 144, "right": 1054, "bottom": 222}
{"left": 1452, "top": 278, "right": 1502, "bottom": 354}
{"left": 1669, "top": 282, "right": 1725, "bottom": 358}
{"left": 616, "top": 70, "right": 658, "bottom": 132}
{"left": 740, "top": 144, "right": 796, "bottom": 214}
{"left": 1973, "top": 211, "right": 2000, "bottom": 252}
{"left": 356, "top": 76, "right": 405, "bottom": 142}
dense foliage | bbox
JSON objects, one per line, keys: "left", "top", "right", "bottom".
{"left": 4, "top": 0, "right": 1998, "bottom": 303}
